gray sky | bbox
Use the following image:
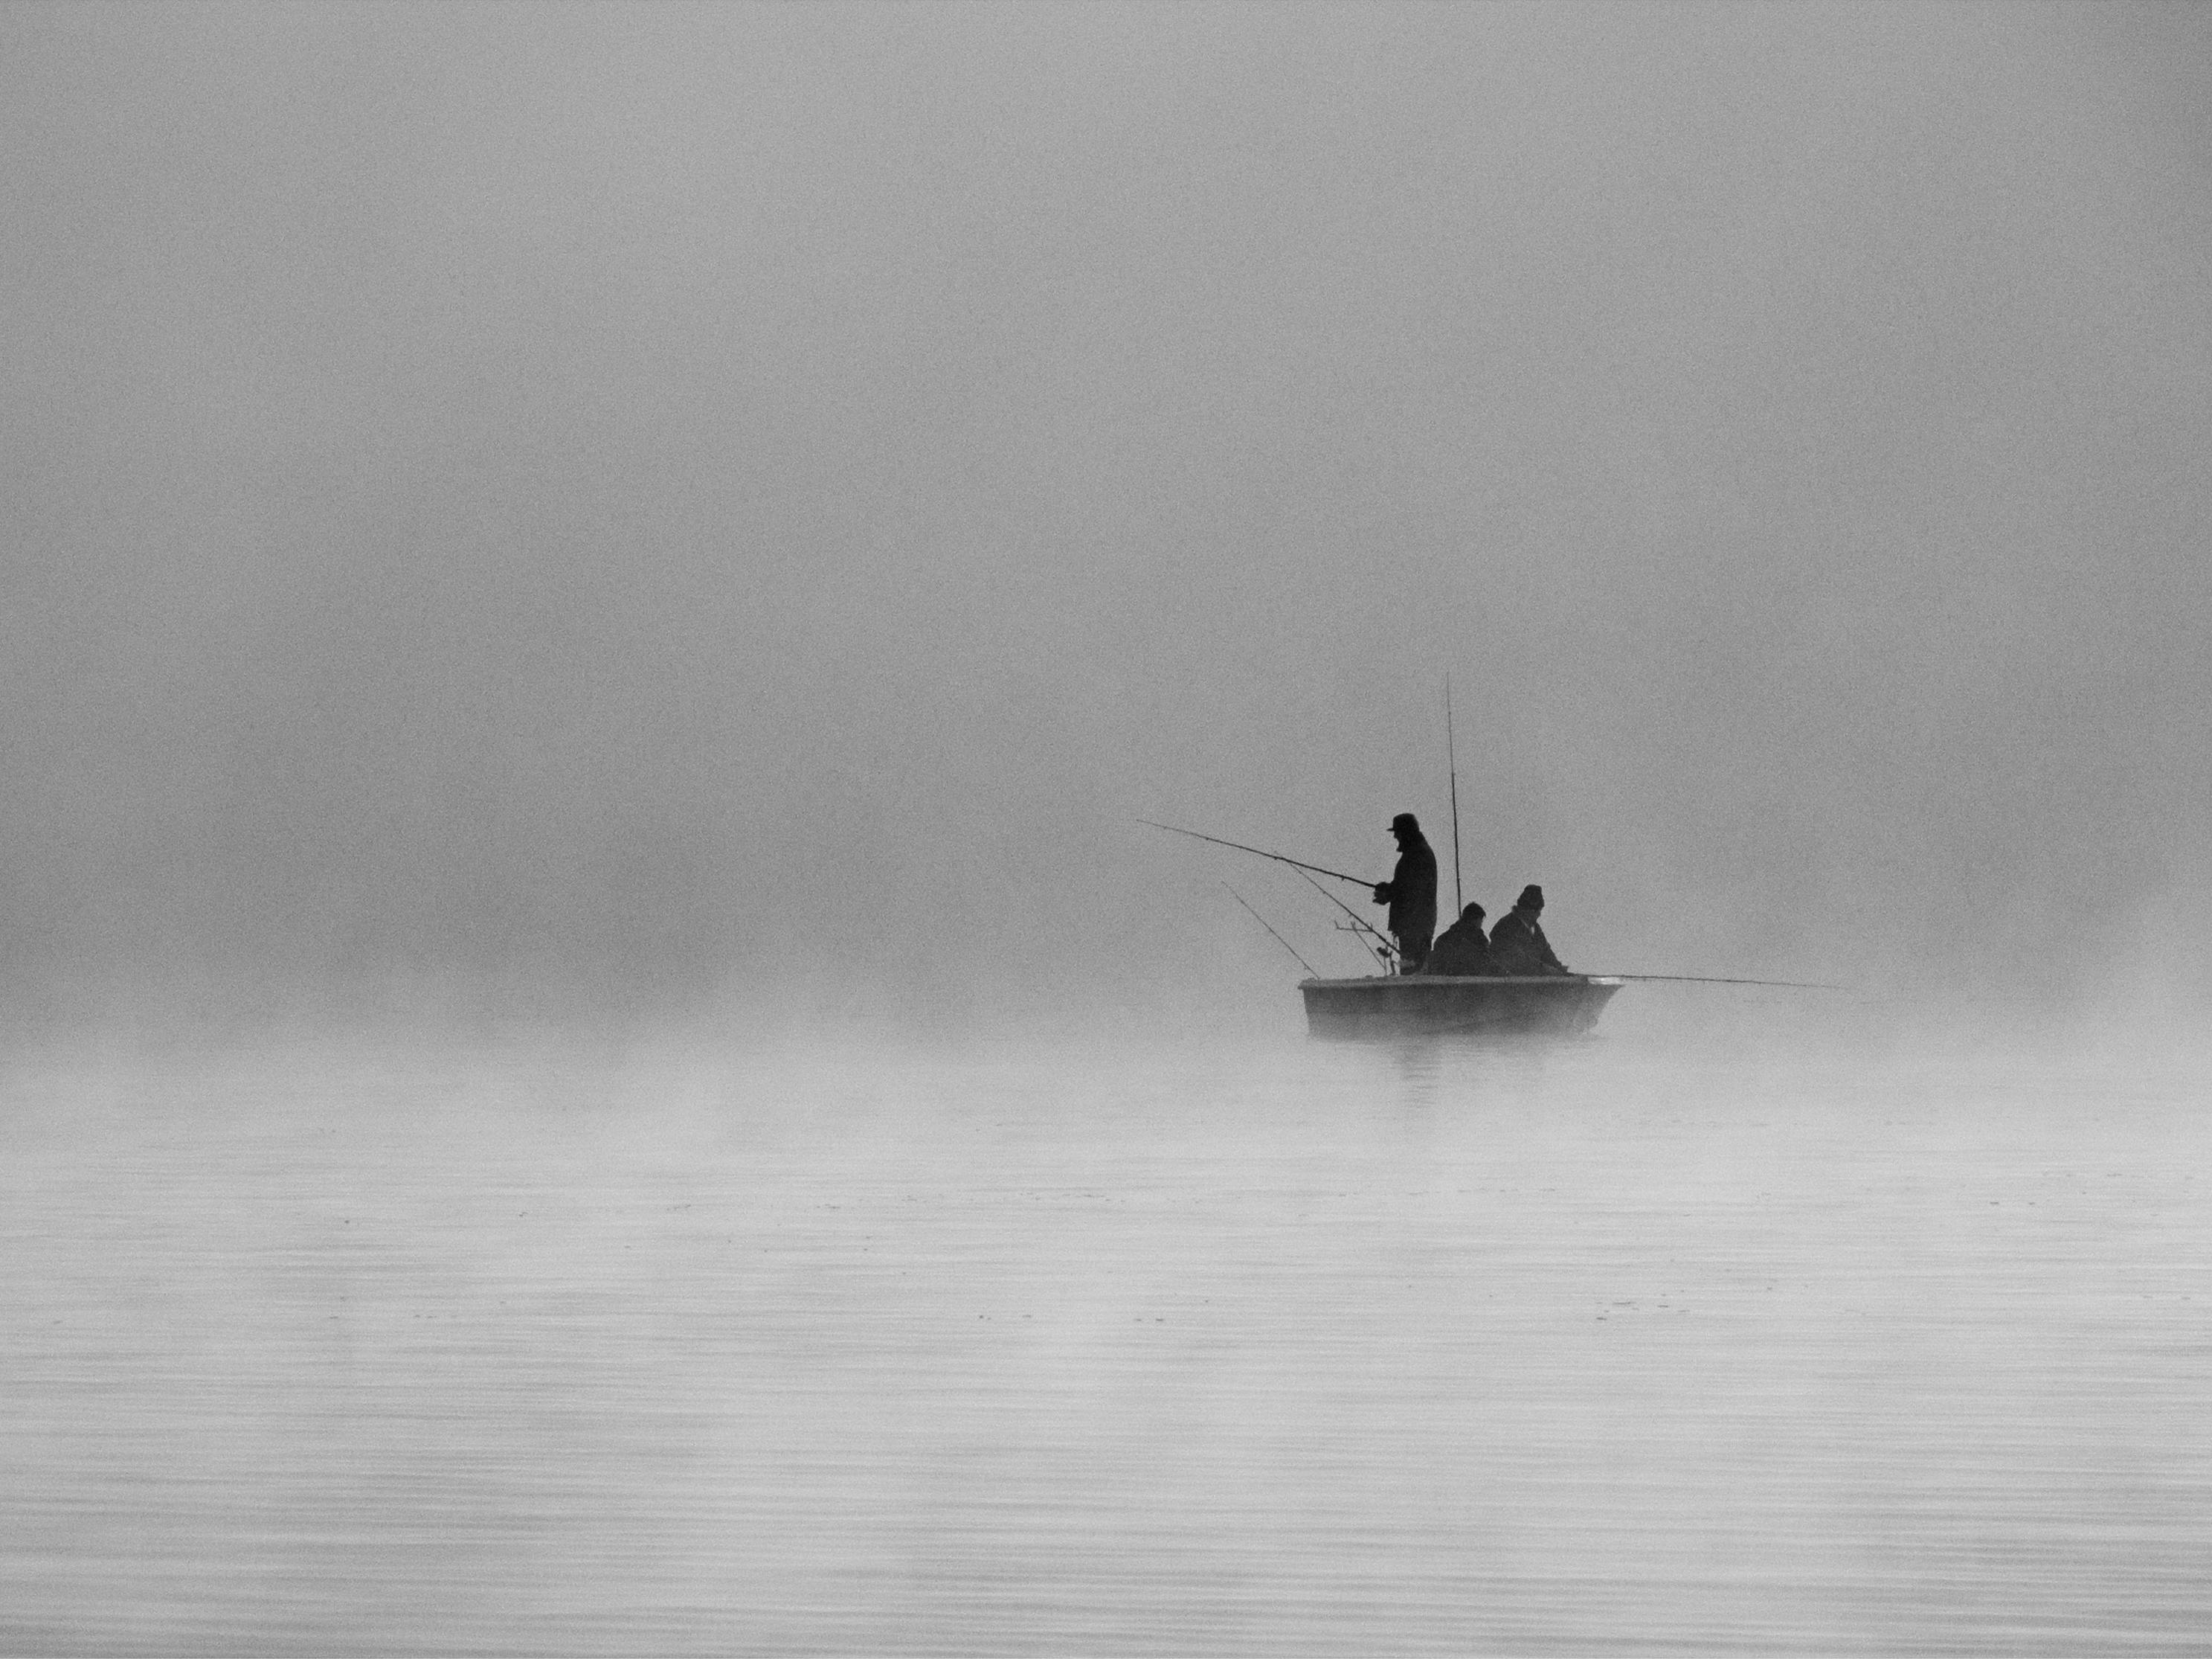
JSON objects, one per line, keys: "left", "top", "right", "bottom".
{"left": 4, "top": 2, "right": 2208, "bottom": 1025}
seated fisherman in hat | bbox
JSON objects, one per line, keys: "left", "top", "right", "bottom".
{"left": 1371, "top": 812, "right": 1438, "bottom": 973}
{"left": 1421, "top": 903, "right": 1492, "bottom": 975}
{"left": 1486, "top": 885, "right": 1572, "bottom": 975}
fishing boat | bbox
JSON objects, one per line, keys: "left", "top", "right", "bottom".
{"left": 1299, "top": 972, "right": 1625, "bottom": 1039}
{"left": 1144, "top": 687, "right": 1828, "bottom": 1042}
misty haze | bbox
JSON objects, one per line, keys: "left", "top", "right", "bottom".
{"left": 3, "top": 4, "right": 2208, "bottom": 1655}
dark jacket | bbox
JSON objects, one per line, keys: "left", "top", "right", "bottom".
{"left": 1487, "top": 907, "right": 1569, "bottom": 975}
{"left": 1373, "top": 835, "right": 1438, "bottom": 948}
{"left": 1423, "top": 910, "right": 1491, "bottom": 976}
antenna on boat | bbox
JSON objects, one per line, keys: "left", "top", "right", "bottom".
{"left": 1444, "top": 675, "right": 1464, "bottom": 914}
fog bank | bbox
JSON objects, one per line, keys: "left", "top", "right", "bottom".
{"left": 5, "top": 3, "right": 2208, "bottom": 1030}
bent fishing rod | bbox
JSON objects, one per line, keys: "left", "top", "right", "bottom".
{"left": 1291, "top": 867, "right": 1394, "bottom": 967}
{"left": 1222, "top": 883, "right": 1321, "bottom": 978}
{"left": 1137, "top": 819, "right": 1377, "bottom": 889}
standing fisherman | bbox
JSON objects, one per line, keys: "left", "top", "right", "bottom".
{"left": 1372, "top": 813, "right": 1438, "bottom": 973}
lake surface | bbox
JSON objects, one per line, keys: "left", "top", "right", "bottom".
{"left": 3, "top": 1021, "right": 2208, "bottom": 1655}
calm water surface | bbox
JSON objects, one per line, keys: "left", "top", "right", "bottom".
{"left": 3, "top": 1027, "right": 2207, "bottom": 1655}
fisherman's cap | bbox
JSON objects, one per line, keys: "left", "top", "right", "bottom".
{"left": 1517, "top": 884, "right": 1544, "bottom": 908}
{"left": 1389, "top": 812, "right": 1420, "bottom": 831}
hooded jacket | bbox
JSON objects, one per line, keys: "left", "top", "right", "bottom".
{"left": 1422, "top": 908, "right": 1491, "bottom": 975}
{"left": 1487, "top": 906, "right": 1569, "bottom": 975}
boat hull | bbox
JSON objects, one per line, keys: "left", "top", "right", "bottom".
{"left": 1299, "top": 975, "right": 1624, "bottom": 1039}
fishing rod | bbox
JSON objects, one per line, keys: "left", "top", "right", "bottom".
{"left": 1293, "top": 867, "right": 1392, "bottom": 971}
{"left": 1222, "top": 883, "right": 1321, "bottom": 978}
{"left": 1606, "top": 975, "right": 1849, "bottom": 990}
{"left": 1331, "top": 925, "right": 1389, "bottom": 974}
{"left": 1136, "top": 819, "right": 1376, "bottom": 889}
{"left": 1333, "top": 923, "right": 1395, "bottom": 972}
{"left": 1444, "top": 674, "right": 1464, "bottom": 915}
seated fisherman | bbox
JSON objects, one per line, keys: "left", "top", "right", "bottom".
{"left": 1421, "top": 903, "right": 1491, "bottom": 975}
{"left": 1486, "top": 885, "right": 1571, "bottom": 975}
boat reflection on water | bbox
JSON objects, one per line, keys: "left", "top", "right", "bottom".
{"left": 1299, "top": 973, "right": 1625, "bottom": 1039}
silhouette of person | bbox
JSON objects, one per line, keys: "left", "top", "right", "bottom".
{"left": 1421, "top": 902, "right": 1491, "bottom": 975}
{"left": 1486, "top": 885, "right": 1570, "bottom": 975}
{"left": 1371, "top": 813, "right": 1438, "bottom": 973}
